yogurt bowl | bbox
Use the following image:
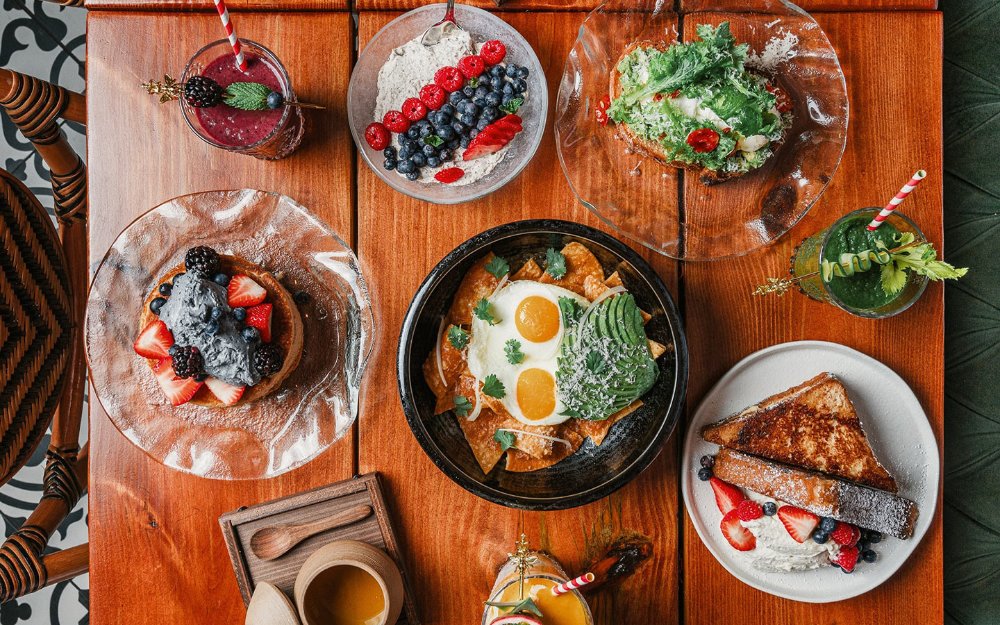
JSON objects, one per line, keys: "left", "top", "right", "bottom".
{"left": 348, "top": 4, "right": 547, "bottom": 204}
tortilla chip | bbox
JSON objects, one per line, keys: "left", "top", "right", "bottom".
{"left": 538, "top": 242, "right": 605, "bottom": 296}
{"left": 569, "top": 400, "right": 643, "bottom": 446}
{"left": 505, "top": 427, "right": 584, "bottom": 472}
{"left": 503, "top": 421, "right": 567, "bottom": 459}
{"left": 512, "top": 258, "right": 543, "bottom": 281}
{"left": 448, "top": 253, "right": 500, "bottom": 325}
{"left": 457, "top": 407, "right": 510, "bottom": 475}
{"left": 648, "top": 339, "right": 667, "bottom": 360}
{"left": 604, "top": 271, "right": 624, "bottom": 288}
{"left": 583, "top": 274, "right": 609, "bottom": 301}
{"left": 423, "top": 327, "right": 468, "bottom": 414}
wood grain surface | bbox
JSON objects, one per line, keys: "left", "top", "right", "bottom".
{"left": 85, "top": 12, "right": 357, "bottom": 625}
{"left": 681, "top": 10, "right": 944, "bottom": 625}
{"left": 356, "top": 10, "right": 683, "bottom": 625}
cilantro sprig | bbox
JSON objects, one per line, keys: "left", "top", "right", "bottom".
{"left": 482, "top": 374, "right": 506, "bottom": 398}
{"left": 504, "top": 339, "right": 525, "bottom": 364}
{"left": 545, "top": 248, "right": 567, "bottom": 279}
{"left": 485, "top": 255, "right": 510, "bottom": 280}
{"left": 454, "top": 395, "right": 473, "bottom": 418}
{"left": 493, "top": 429, "right": 516, "bottom": 452}
{"left": 473, "top": 298, "right": 498, "bottom": 325}
{"left": 447, "top": 325, "right": 470, "bottom": 350}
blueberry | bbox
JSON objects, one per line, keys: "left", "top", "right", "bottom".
{"left": 383, "top": 146, "right": 397, "bottom": 159}
{"left": 477, "top": 118, "right": 491, "bottom": 131}
{"left": 168, "top": 344, "right": 180, "bottom": 356}
{"left": 462, "top": 86, "right": 475, "bottom": 98}
{"left": 696, "top": 467, "right": 712, "bottom": 481}
{"left": 204, "top": 319, "right": 220, "bottom": 335}
{"left": 461, "top": 113, "right": 476, "bottom": 126}
{"left": 213, "top": 273, "right": 230, "bottom": 286}
{"left": 469, "top": 129, "right": 479, "bottom": 139}
{"left": 405, "top": 170, "right": 420, "bottom": 181}
{"left": 517, "top": 66, "right": 529, "bottom": 79}
{"left": 419, "top": 125, "right": 433, "bottom": 138}
{"left": 867, "top": 531, "right": 882, "bottom": 544}
{"left": 820, "top": 517, "right": 837, "bottom": 533}
{"left": 490, "top": 65, "right": 504, "bottom": 78}
{"left": 210, "top": 306, "right": 223, "bottom": 321}
{"left": 460, "top": 136, "right": 471, "bottom": 149}
{"left": 513, "top": 79, "right": 527, "bottom": 94}
{"left": 861, "top": 549, "right": 877, "bottom": 563}
{"left": 266, "top": 91, "right": 284, "bottom": 109}
{"left": 440, "top": 103, "right": 456, "bottom": 116}
{"left": 427, "top": 157, "right": 441, "bottom": 168}
{"left": 397, "top": 159, "right": 415, "bottom": 174}
{"left": 812, "top": 531, "right": 830, "bottom": 544}
{"left": 158, "top": 283, "right": 172, "bottom": 296}
{"left": 293, "top": 290, "right": 311, "bottom": 304}
{"left": 449, "top": 91, "right": 464, "bottom": 105}
{"left": 699, "top": 455, "right": 714, "bottom": 469}
{"left": 416, "top": 119, "right": 431, "bottom": 130}
{"left": 483, "top": 106, "right": 499, "bottom": 121}
{"left": 398, "top": 146, "right": 413, "bottom": 160}
{"left": 194, "top": 373, "right": 208, "bottom": 382}
{"left": 474, "top": 97, "right": 487, "bottom": 108}
{"left": 233, "top": 307, "right": 247, "bottom": 321}
{"left": 406, "top": 126, "right": 419, "bottom": 140}
{"left": 383, "top": 158, "right": 397, "bottom": 171}
{"left": 171, "top": 272, "right": 186, "bottom": 284}
{"left": 439, "top": 149, "right": 452, "bottom": 161}
{"left": 506, "top": 64, "right": 519, "bottom": 77}
{"left": 439, "top": 126, "right": 457, "bottom": 140}
{"left": 490, "top": 76, "right": 504, "bottom": 91}
{"left": 502, "top": 93, "right": 514, "bottom": 106}
{"left": 422, "top": 144, "right": 438, "bottom": 156}
{"left": 411, "top": 153, "right": 427, "bottom": 167}
{"left": 242, "top": 326, "right": 260, "bottom": 342}
{"left": 503, "top": 82, "right": 514, "bottom": 96}
{"left": 762, "top": 502, "right": 777, "bottom": 516}
{"left": 150, "top": 297, "right": 167, "bottom": 315}
{"left": 447, "top": 138, "right": 460, "bottom": 149}
{"left": 485, "top": 92, "right": 501, "bottom": 107}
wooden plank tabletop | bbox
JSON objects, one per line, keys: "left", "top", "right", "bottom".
{"left": 83, "top": 6, "right": 944, "bottom": 625}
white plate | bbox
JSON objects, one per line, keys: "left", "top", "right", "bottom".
{"left": 681, "top": 341, "right": 938, "bottom": 603}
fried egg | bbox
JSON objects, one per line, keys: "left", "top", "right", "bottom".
{"left": 466, "top": 280, "right": 589, "bottom": 426}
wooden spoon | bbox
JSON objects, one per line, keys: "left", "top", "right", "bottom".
{"left": 250, "top": 504, "right": 372, "bottom": 561}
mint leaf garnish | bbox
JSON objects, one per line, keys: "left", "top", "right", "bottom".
{"left": 482, "top": 374, "right": 506, "bottom": 398}
{"left": 485, "top": 255, "right": 510, "bottom": 280}
{"left": 500, "top": 97, "right": 524, "bottom": 114}
{"left": 447, "top": 325, "right": 470, "bottom": 350}
{"left": 504, "top": 339, "right": 524, "bottom": 365}
{"left": 485, "top": 598, "right": 542, "bottom": 617}
{"left": 493, "top": 429, "right": 516, "bottom": 452}
{"left": 473, "top": 298, "right": 497, "bottom": 325}
{"left": 454, "top": 395, "right": 473, "bottom": 418}
{"left": 545, "top": 248, "right": 567, "bottom": 279}
{"left": 423, "top": 134, "right": 444, "bottom": 147}
{"left": 223, "top": 82, "right": 272, "bottom": 111}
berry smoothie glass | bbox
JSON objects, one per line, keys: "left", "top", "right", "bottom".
{"left": 181, "top": 39, "right": 304, "bottom": 160}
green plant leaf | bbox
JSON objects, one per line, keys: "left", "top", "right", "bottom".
{"left": 482, "top": 374, "right": 506, "bottom": 398}
{"left": 423, "top": 134, "right": 444, "bottom": 147}
{"left": 473, "top": 298, "right": 498, "bottom": 325}
{"left": 505, "top": 339, "right": 525, "bottom": 364}
{"left": 223, "top": 81, "right": 271, "bottom": 111}
{"left": 545, "top": 248, "right": 567, "bottom": 279}
{"left": 485, "top": 255, "right": 510, "bottom": 279}
{"left": 493, "top": 429, "right": 516, "bottom": 452}
{"left": 447, "top": 325, "right": 470, "bottom": 350}
{"left": 558, "top": 296, "right": 583, "bottom": 325}
{"left": 454, "top": 395, "right": 473, "bottom": 418}
{"left": 485, "top": 597, "right": 542, "bottom": 617}
{"left": 500, "top": 97, "right": 524, "bottom": 114}
{"left": 880, "top": 262, "right": 908, "bottom": 296}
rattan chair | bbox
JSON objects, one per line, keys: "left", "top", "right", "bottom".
{"left": 0, "top": 67, "right": 89, "bottom": 603}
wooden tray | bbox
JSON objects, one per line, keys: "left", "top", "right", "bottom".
{"left": 219, "top": 473, "right": 419, "bottom": 624}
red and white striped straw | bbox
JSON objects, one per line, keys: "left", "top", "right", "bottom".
{"left": 550, "top": 573, "right": 595, "bottom": 597}
{"left": 867, "top": 169, "right": 927, "bottom": 231}
{"left": 212, "top": 0, "right": 248, "bottom": 72}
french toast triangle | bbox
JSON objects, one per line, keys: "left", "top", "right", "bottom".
{"left": 701, "top": 372, "right": 897, "bottom": 493}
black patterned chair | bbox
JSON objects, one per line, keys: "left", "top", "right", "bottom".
{"left": 0, "top": 67, "right": 88, "bottom": 603}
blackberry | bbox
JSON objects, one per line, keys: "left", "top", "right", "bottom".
{"left": 185, "top": 246, "right": 220, "bottom": 276}
{"left": 171, "top": 346, "right": 205, "bottom": 379}
{"left": 253, "top": 344, "right": 284, "bottom": 377}
{"left": 183, "top": 76, "right": 224, "bottom": 108}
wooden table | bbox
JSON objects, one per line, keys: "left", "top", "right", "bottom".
{"left": 85, "top": 3, "right": 943, "bottom": 624}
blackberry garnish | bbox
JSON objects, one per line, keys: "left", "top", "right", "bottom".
{"left": 171, "top": 346, "right": 205, "bottom": 379}
{"left": 253, "top": 344, "right": 284, "bottom": 377}
{"left": 184, "top": 246, "right": 220, "bottom": 276}
{"left": 183, "top": 76, "right": 224, "bottom": 108}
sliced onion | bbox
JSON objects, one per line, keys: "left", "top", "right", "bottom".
{"left": 489, "top": 273, "right": 510, "bottom": 300}
{"left": 435, "top": 317, "right": 448, "bottom": 388}
{"left": 467, "top": 382, "right": 483, "bottom": 421}
{"left": 497, "top": 428, "right": 573, "bottom": 449}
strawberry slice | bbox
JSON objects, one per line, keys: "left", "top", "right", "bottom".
{"left": 134, "top": 320, "right": 174, "bottom": 359}
{"left": 434, "top": 167, "right": 465, "bottom": 184}
{"left": 720, "top": 509, "right": 756, "bottom": 551}
{"left": 246, "top": 303, "right": 273, "bottom": 343}
{"left": 831, "top": 545, "right": 859, "bottom": 573}
{"left": 709, "top": 477, "right": 745, "bottom": 515}
{"left": 735, "top": 499, "right": 763, "bottom": 521}
{"left": 204, "top": 377, "right": 245, "bottom": 406}
{"left": 227, "top": 275, "right": 267, "bottom": 308}
{"left": 153, "top": 359, "right": 202, "bottom": 406}
{"left": 777, "top": 505, "right": 820, "bottom": 543}
{"left": 462, "top": 115, "right": 523, "bottom": 161}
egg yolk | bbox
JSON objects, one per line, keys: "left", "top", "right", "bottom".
{"left": 516, "top": 368, "right": 557, "bottom": 422}
{"left": 515, "top": 296, "right": 561, "bottom": 343}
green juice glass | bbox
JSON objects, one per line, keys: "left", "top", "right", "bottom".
{"left": 791, "top": 207, "right": 928, "bottom": 319}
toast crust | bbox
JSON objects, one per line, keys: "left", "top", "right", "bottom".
{"left": 701, "top": 372, "right": 898, "bottom": 492}
{"left": 140, "top": 255, "right": 304, "bottom": 406}
{"left": 713, "top": 448, "right": 918, "bottom": 539}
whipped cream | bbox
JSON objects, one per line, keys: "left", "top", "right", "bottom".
{"left": 374, "top": 26, "right": 509, "bottom": 186}
{"left": 740, "top": 494, "right": 840, "bottom": 572}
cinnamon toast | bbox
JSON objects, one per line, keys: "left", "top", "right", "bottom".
{"left": 713, "top": 448, "right": 917, "bottom": 539}
{"left": 701, "top": 372, "right": 897, "bottom": 492}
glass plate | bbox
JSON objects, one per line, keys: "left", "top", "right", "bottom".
{"left": 84, "top": 190, "right": 375, "bottom": 480}
{"left": 555, "top": 0, "right": 848, "bottom": 260}
{"left": 348, "top": 4, "right": 548, "bottom": 204}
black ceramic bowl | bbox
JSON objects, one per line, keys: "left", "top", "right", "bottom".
{"left": 397, "top": 220, "right": 688, "bottom": 510}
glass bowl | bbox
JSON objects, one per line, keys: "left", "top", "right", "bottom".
{"left": 397, "top": 220, "right": 688, "bottom": 510}
{"left": 555, "top": 0, "right": 849, "bottom": 260}
{"left": 348, "top": 4, "right": 547, "bottom": 205}
{"left": 84, "top": 190, "right": 375, "bottom": 480}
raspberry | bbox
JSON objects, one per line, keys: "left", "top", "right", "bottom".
{"left": 735, "top": 499, "right": 763, "bottom": 521}
{"left": 458, "top": 55, "right": 486, "bottom": 78}
{"left": 480, "top": 40, "right": 507, "bottom": 66}
{"left": 419, "top": 84, "right": 446, "bottom": 110}
{"left": 434, "top": 66, "right": 464, "bottom": 92}
{"left": 401, "top": 97, "right": 428, "bottom": 121}
{"left": 830, "top": 522, "right": 860, "bottom": 546}
{"left": 364, "top": 122, "right": 390, "bottom": 151}
{"left": 382, "top": 110, "right": 410, "bottom": 134}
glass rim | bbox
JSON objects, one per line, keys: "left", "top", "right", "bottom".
{"left": 482, "top": 574, "right": 594, "bottom": 625}
{"left": 180, "top": 38, "right": 293, "bottom": 152}
{"left": 818, "top": 207, "right": 929, "bottom": 318}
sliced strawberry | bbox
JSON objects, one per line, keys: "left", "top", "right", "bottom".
{"left": 480, "top": 40, "right": 507, "bottom": 65}
{"left": 735, "top": 499, "right": 763, "bottom": 522}
{"left": 462, "top": 115, "right": 523, "bottom": 161}
{"left": 204, "top": 377, "right": 245, "bottom": 406}
{"left": 720, "top": 509, "right": 756, "bottom": 551}
{"left": 419, "top": 84, "right": 446, "bottom": 110}
{"left": 777, "top": 505, "right": 820, "bottom": 543}
{"left": 402, "top": 97, "right": 427, "bottom": 121}
{"left": 364, "top": 122, "right": 390, "bottom": 151}
{"left": 709, "top": 477, "right": 745, "bottom": 515}
{"left": 434, "top": 167, "right": 465, "bottom": 184}
{"left": 227, "top": 274, "right": 267, "bottom": 308}
{"left": 433, "top": 66, "right": 464, "bottom": 92}
{"left": 831, "top": 545, "right": 859, "bottom": 573}
{"left": 134, "top": 320, "right": 174, "bottom": 359}
{"left": 153, "top": 359, "right": 202, "bottom": 406}
{"left": 246, "top": 303, "right": 273, "bottom": 343}
{"left": 458, "top": 54, "right": 486, "bottom": 78}
{"left": 382, "top": 110, "right": 410, "bottom": 134}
